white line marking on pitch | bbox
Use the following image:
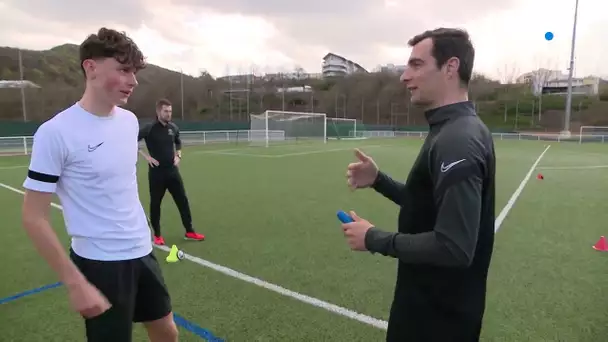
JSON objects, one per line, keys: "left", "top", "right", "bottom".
{"left": 195, "top": 145, "right": 386, "bottom": 158}
{"left": 272, "top": 145, "right": 383, "bottom": 158}
{"left": 0, "top": 182, "right": 388, "bottom": 331}
{"left": 0, "top": 165, "right": 27, "bottom": 170}
{"left": 536, "top": 164, "right": 608, "bottom": 170}
{"left": 200, "top": 151, "right": 277, "bottom": 158}
{"left": 495, "top": 145, "right": 551, "bottom": 232}
{"left": 193, "top": 148, "right": 257, "bottom": 155}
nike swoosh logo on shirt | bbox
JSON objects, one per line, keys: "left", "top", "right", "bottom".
{"left": 440, "top": 159, "right": 466, "bottom": 172}
{"left": 88, "top": 142, "right": 104, "bottom": 152}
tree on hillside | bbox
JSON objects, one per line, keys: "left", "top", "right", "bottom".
{"left": 469, "top": 72, "right": 500, "bottom": 101}
{"left": 1, "top": 43, "right": 604, "bottom": 132}
{"left": 532, "top": 59, "right": 561, "bottom": 122}
{"left": 495, "top": 63, "right": 522, "bottom": 126}
{"left": 600, "top": 82, "right": 608, "bottom": 102}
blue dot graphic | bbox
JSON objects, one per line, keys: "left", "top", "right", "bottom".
{"left": 545, "top": 32, "right": 554, "bottom": 41}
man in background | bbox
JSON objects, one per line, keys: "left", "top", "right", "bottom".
{"left": 138, "top": 98, "right": 205, "bottom": 245}
{"left": 343, "top": 28, "right": 496, "bottom": 342}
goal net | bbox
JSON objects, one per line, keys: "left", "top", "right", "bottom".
{"left": 249, "top": 110, "right": 327, "bottom": 147}
{"left": 327, "top": 117, "right": 360, "bottom": 140}
{"left": 579, "top": 126, "right": 608, "bottom": 143}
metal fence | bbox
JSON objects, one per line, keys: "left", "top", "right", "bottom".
{"left": 2, "top": 130, "right": 607, "bottom": 157}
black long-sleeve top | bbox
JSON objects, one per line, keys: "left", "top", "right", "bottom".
{"left": 365, "top": 101, "right": 496, "bottom": 342}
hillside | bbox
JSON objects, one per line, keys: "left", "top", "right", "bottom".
{"left": 1, "top": 44, "right": 607, "bottom": 133}
{"left": 0, "top": 44, "right": 216, "bottom": 122}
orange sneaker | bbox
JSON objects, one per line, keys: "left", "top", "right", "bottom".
{"left": 153, "top": 235, "right": 165, "bottom": 245}
{"left": 184, "top": 232, "right": 205, "bottom": 241}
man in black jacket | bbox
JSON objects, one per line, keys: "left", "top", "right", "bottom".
{"left": 343, "top": 28, "right": 496, "bottom": 342}
{"left": 138, "top": 98, "right": 205, "bottom": 245}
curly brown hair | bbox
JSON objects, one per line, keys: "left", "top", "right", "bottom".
{"left": 79, "top": 27, "right": 146, "bottom": 76}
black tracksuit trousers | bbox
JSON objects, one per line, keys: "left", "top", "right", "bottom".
{"left": 148, "top": 166, "right": 194, "bottom": 236}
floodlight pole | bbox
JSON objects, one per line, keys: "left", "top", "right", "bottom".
{"left": 18, "top": 49, "right": 27, "bottom": 122}
{"left": 180, "top": 68, "right": 184, "bottom": 120}
{"left": 563, "top": 0, "right": 580, "bottom": 135}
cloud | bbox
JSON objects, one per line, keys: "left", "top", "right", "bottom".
{"left": 464, "top": 0, "right": 607, "bottom": 80}
{"left": 0, "top": 1, "right": 141, "bottom": 49}
{"left": 2, "top": 0, "right": 149, "bottom": 29}
{"left": 173, "top": 0, "right": 521, "bottom": 71}
{"left": 1, "top": 0, "right": 605, "bottom": 79}
{"left": 0, "top": 0, "right": 296, "bottom": 75}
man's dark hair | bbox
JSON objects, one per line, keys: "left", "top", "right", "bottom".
{"left": 79, "top": 27, "right": 146, "bottom": 76}
{"left": 408, "top": 28, "right": 475, "bottom": 86}
{"left": 156, "top": 98, "right": 172, "bottom": 109}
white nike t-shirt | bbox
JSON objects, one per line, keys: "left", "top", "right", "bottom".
{"left": 23, "top": 103, "right": 152, "bottom": 261}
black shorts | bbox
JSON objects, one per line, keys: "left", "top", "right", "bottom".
{"left": 70, "top": 249, "right": 172, "bottom": 342}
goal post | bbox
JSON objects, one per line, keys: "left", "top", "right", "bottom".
{"left": 579, "top": 126, "right": 608, "bottom": 144}
{"left": 249, "top": 110, "right": 327, "bottom": 147}
{"left": 327, "top": 117, "right": 357, "bottom": 140}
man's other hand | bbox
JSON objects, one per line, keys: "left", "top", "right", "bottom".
{"left": 342, "top": 211, "right": 374, "bottom": 251}
{"left": 147, "top": 156, "right": 159, "bottom": 167}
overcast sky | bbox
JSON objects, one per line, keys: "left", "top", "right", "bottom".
{"left": 0, "top": 0, "right": 606, "bottom": 81}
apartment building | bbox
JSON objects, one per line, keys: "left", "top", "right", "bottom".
{"left": 321, "top": 53, "right": 367, "bottom": 78}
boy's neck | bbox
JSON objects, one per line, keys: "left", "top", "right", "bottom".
{"left": 78, "top": 88, "right": 115, "bottom": 117}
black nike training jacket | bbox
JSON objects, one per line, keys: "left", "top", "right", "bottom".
{"left": 365, "top": 101, "right": 496, "bottom": 342}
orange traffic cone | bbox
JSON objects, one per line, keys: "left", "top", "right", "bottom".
{"left": 592, "top": 236, "right": 608, "bottom": 251}
{"left": 537, "top": 173, "right": 544, "bottom": 180}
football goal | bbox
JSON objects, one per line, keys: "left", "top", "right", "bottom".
{"left": 327, "top": 117, "right": 360, "bottom": 140}
{"left": 579, "top": 126, "right": 608, "bottom": 144}
{"left": 249, "top": 110, "right": 327, "bottom": 147}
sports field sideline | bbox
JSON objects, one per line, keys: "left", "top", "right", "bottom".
{"left": 1, "top": 133, "right": 608, "bottom": 341}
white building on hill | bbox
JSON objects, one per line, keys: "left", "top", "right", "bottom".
{"left": 516, "top": 69, "right": 600, "bottom": 96}
{"left": 321, "top": 53, "right": 367, "bottom": 78}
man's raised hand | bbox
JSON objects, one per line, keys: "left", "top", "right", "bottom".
{"left": 346, "top": 148, "right": 379, "bottom": 190}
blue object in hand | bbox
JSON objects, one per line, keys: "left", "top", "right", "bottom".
{"left": 337, "top": 210, "right": 354, "bottom": 224}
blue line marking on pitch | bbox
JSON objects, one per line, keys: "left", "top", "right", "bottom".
{"left": 174, "top": 314, "right": 224, "bottom": 341}
{"left": 0, "top": 282, "right": 223, "bottom": 341}
{"left": 0, "top": 281, "right": 62, "bottom": 305}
